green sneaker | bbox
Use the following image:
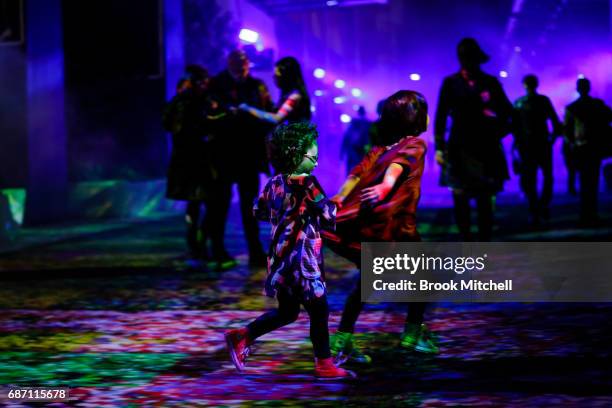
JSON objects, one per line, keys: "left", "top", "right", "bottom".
{"left": 330, "top": 331, "right": 372, "bottom": 364}
{"left": 400, "top": 323, "right": 439, "bottom": 354}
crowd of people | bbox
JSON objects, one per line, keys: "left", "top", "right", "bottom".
{"left": 162, "top": 38, "right": 612, "bottom": 379}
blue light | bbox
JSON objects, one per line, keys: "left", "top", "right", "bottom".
{"left": 334, "top": 79, "right": 346, "bottom": 89}
{"left": 314, "top": 90, "right": 324, "bottom": 97}
{"left": 334, "top": 96, "right": 347, "bottom": 104}
{"left": 313, "top": 68, "right": 326, "bottom": 79}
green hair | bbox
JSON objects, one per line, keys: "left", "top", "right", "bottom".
{"left": 270, "top": 121, "right": 318, "bottom": 174}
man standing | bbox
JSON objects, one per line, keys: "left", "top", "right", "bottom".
{"left": 565, "top": 78, "right": 612, "bottom": 226}
{"left": 210, "top": 50, "right": 273, "bottom": 268}
{"left": 340, "top": 106, "right": 372, "bottom": 173}
{"left": 513, "top": 74, "right": 562, "bottom": 226}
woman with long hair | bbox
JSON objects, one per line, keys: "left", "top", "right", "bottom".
{"left": 239, "top": 56, "right": 311, "bottom": 125}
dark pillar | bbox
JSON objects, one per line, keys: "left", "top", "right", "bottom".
{"left": 24, "top": 0, "right": 68, "bottom": 224}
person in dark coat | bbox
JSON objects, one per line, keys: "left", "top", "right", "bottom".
{"left": 209, "top": 50, "right": 274, "bottom": 268}
{"left": 564, "top": 77, "right": 612, "bottom": 226}
{"left": 513, "top": 74, "right": 562, "bottom": 225}
{"left": 434, "top": 38, "right": 513, "bottom": 241}
{"left": 163, "top": 65, "right": 225, "bottom": 259}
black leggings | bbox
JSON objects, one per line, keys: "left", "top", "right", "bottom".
{"left": 247, "top": 288, "right": 331, "bottom": 359}
{"left": 338, "top": 277, "right": 426, "bottom": 333}
{"left": 452, "top": 191, "right": 493, "bottom": 242}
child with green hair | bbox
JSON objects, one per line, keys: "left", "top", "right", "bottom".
{"left": 225, "top": 122, "right": 352, "bottom": 379}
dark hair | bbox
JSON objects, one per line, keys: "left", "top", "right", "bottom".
{"left": 275, "top": 56, "right": 311, "bottom": 120}
{"left": 523, "top": 74, "right": 538, "bottom": 90}
{"left": 184, "top": 64, "right": 209, "bottom": 85}
{"left": 270, "top": 121, "right": 318, "bottom": 174}
{"left": 378, "top": 90, "right": 428, "bottom": 145}
{"left": 577, "top": 77, "right": 591, "bottom": 95}
{"left": 276, "top": 57, "right": 307, "bottom": 94}
{"left": 457, "top": 37, "right": 489, "bottom": 67}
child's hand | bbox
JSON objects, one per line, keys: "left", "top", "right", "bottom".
{"left": 360, "top": 184, "right": 391, "bottom": 205}
{"left": 330, "top": 195, "right": 344, "bottom": 209}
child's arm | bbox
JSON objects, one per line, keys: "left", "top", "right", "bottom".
{"left": 360, "top": 163, "right": 403, "bottom": 205}
{"left": 305, "top": 176, "right": 336, "bottom": 230}
{"left": 253, "top": 182, "right": 272, "bottom": 222}
{"left": 331, "top": 146, "right": 382, "bottom": 207}
{"left": 331, "top": 176, "right": 360, "bottom": 208}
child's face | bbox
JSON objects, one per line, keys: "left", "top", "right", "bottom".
{"left": 294, "top": 142, "right": 318, "bottom": 175}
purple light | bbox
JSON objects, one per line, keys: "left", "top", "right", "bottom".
{"left": 334, "top": 96, "right": 347, "bottom": 104}
{"left": 314, "top": 90, "right": 324, "bottom": 97}
{"left": 239, "top": 29, "right": 259, "bottom": 44}
{"left": 410, "top": 73, "right": 421, "bottom": 81}
{"left": 327, "top": 0, "right": 339, "bottom": 6}
{"left": 340, "top": 114, "right": 351, "bottom": 123}
{"left": 499, "top": 70, "right": 508, "bottom": 78}
{"left": 351, "top": 88, "right": 362, "bottom": 97}
{"left": 334, "top": 79, "right": 346, "bottom": 89}
{"left": 313, "top": 68, "right": 326, "bottom": 79}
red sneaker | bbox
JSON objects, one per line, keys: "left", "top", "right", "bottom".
{"left": 225, "top": 328, "right": 251, "bottom": 372}
{"left": 314, "top": 357, "right": 355, "bottom": 380}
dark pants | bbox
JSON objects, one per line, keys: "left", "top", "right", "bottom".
{"left": 452, "top": 192, "right": 494, "bottom": 241}
{"left": 563, "top": 142, "right": 577, "bottom": 194}
{"left": 247, "top": 288, "right": 331, "bottom": 359}
{"left": 337, "top": 275, "right": 426, "bottom": 333}
{"left": 575, "top": 147, "right": 602, "bottom": 222}
{"left": 185, "top": 201, "right": 207, "bottom": 255}
{"left": 519, "top": 147, "right": 553, "bottom": 219}
{"left": 217, "top": 171, "right": 265, "bottom": 260}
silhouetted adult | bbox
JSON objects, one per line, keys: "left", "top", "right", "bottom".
{"left": 163, "top": 65, "right": 223, "bottom": 260}
{"left": 434, "top": 38, "right": 513, "bottom": 241}
{"left": 210, "top": 50, "right": 273, "bottom": 268}
{"left": 564, "top": 78, "right": 612, "bottom": 226}
{"left": 513, "top": 74, "right": 562, "bottom": 225}
{"left": 340, "top": 106, "right": 372, "bottom": 173}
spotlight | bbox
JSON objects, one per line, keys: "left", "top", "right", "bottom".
{"left": 327, "top": 0, "right": 339, "bottom": 6}
{"left": 313, "top": 68, "right": 326, "bottom": 79}
{"left": 311, "top": 106, "right": 316, "bottom": 113}
{"left": 239, "top": 29, "right": 259, "bottom": 44}
{"left": 578, "top": 73, "right": 585, "bottom": 79}
{"left": 334, "top": 79, "right": 346, "bottom": 89}
{"left": 340, "top": 114, "right": 351, "bottom": 123}
{"left": 351, "top": 88, "right": 362, "bottom": 97}
{"left": 410, "top": 73, "right": 421, "bottom": 81}
{"left": 514, "top": 45, "right": 522, "bottom": 53}
{"left": 334, "top": 96, "right": 347, "bottom": 104}
{"left": 499, "top": 70, "right": 508, "bottom": 78}
{"left": 314, "top": 90, "right": 324, "bottom": 97}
